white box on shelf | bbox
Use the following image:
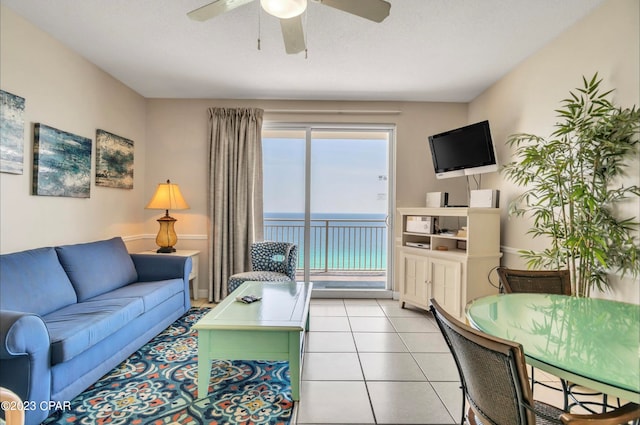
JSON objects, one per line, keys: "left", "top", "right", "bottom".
{"left": 426, "top": 192, "right": 448, "bottom": 207}
{"left": 406, "top": 216, "right": 435, "bottom": 234}
{"left": 470, "top": 189, "right": 500, "bottom": 208}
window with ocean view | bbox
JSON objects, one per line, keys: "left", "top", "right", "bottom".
{"left": 262, "top": 125, "right": 393, "bottom": 292}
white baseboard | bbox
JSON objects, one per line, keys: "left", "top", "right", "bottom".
{"left": 500, "top": 245, "right": 520, "bottom": 256}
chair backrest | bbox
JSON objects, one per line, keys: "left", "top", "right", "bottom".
{"left": 430, "top": 299, "right": 536, "bottom": 425}
{"left": 497, "top": 267, "right": 572, "bottom": 295}
{"left": 250, "top": 241, "right": 298, "bottom": 280}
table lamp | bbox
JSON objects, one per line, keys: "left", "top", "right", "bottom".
{"left": 145, "top": 179, "right": 190, "bottom": 253}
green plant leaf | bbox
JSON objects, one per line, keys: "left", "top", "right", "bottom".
{"left": 502, "top": 73, "right": 640, "bottom": 297}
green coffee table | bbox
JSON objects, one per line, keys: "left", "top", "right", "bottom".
{"left": 194, "top": 281, "right": 312, "bottom": 401}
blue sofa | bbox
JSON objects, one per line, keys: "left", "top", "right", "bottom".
{"left": 0, "top": 237, "right": 192, "bottom": 425}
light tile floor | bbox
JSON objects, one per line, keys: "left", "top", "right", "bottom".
{"left": 297, "top": 298, "right": 460, "bottom": 424}
{"left": 194, "top": 297, "right": 569, "bottom": 425}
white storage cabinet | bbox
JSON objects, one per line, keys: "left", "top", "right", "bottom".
{"left": 397, "top": 207, "right": 501, "bottom": 319}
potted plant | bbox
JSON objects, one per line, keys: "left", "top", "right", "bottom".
{"left": 502, "top": 74, "right": 640, "bottom": 297}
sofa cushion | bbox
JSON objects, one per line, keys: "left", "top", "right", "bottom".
{"left": 0, "top": 247, "right": 77, "bottom": 316}
{"left": 89, "top": 279, "right": 184, "bottom": 312}
{"left": 43, "top": 297, "right": 144, "bottom": 364}
{"left": 55, "top": 237, "right": 138, "bottom": 302}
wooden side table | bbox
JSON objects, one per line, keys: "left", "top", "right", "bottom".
{"left": 139, "top": 250, "right": 200, "bottom": 299}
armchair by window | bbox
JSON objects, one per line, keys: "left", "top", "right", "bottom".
{"left": 227, "top": 242, "right": 298, "bottom": 294}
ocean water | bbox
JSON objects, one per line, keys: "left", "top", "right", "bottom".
{"left": 264, "top": 212, "right": 388, "bottom": 271}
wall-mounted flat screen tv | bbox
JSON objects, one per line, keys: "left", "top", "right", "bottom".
{"left": 428, "top": 120, "right": 498, "bottom": 179}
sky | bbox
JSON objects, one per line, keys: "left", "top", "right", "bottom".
{"left": 263, "top": 136, "right": 389, "bottom": 216}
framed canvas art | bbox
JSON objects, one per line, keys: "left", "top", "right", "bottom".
{"left": 33, "top": 123, "right": 92, "bottom": 198}
{"left": 95, "top": 129, "right": 134, "bottom": 189}
{"left": 0, "top": 90, "right": 26, "bottom": 174}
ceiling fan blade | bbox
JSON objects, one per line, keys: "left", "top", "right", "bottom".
{"left": 318, "top": 0, "right": 391, "bottom": 23}
{"left": 187, "top": 0, "right": 255, "bottom": 21}
{"left": 280, "top": 15, "right": 306, "bottom": 54}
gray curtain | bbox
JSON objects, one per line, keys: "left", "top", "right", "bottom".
{"left": 208, "top": 107, "right": 264, "bottom": 302}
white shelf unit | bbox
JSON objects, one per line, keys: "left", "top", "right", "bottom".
{"left": 397, "top": 207, "right": 501, "bottom": 319}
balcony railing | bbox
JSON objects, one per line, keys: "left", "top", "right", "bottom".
{"left": 264, "top": 217, "right": 387, "bottom": 272}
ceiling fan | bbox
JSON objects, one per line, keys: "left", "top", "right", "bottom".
{"left": 187, "top": 0, "right": 391, "bottom": 54}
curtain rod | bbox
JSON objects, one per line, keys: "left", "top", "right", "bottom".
{"left": 264, "top": 109, "right": 402, "bottom": 115}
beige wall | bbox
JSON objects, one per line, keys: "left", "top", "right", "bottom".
{"left": 0, "top": 6, "right": 148, "bottom": 253}
{"left": 469, "top": 0, "right": 640, "bottom": 302}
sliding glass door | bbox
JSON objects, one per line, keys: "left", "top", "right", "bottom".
{"left": 262, "top": 124, "right": 394, "bottom": 293}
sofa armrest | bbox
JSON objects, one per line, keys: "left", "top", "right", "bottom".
{"left": 130, "top": 254, "right": 192, "bottom": 283}
{"left": 0, "top": 310, "right": 50, "bottom": 361}
{"left": 131, "top": 254, "right": 193, "bottom": 309}
{"left": 0, "top": 310, "right": 52, "bottom": 425}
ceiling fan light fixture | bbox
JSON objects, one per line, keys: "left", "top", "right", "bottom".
{"left": 260, "top": 0, "right": 307, "bottom": 19}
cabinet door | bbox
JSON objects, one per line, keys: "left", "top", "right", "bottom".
{"left": 428, "top": 257, "right": 462, "bottom": 317}
{"left": 400, "top": 253, "right": 429, "bottom": 306}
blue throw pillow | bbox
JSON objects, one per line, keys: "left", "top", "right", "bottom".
{"left": 0, "top": 247, "right": 78, "bottom": 315}
{"left": 55, "top": 237, "right": 138, "bottom": 302}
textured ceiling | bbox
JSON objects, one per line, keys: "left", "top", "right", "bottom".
{"left": 1, "top": 0, "right": 605, "bottom": 101}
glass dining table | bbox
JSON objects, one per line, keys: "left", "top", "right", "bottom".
{"left": 466, "top": 293, "right": 640, "bottom": 404}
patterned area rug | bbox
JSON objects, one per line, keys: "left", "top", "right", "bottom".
{"left": 43, "top": 308, "right": 293, "bottom": 425}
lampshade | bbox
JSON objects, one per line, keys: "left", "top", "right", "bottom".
{"left": 146, "top": 180, "right": 190, "bottom": 211}
{"left": 146, "top": 179, "right": 189, "bottom": 253}
{"left": 260, "top": 0, "right": 307, "bottom": 19}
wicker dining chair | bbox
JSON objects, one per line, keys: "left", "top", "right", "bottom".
{"left": 429, "top": 299, "right": 640, "bottom": 425}
{"left": 496, "top": 267, "right": 572, "bottom": 296}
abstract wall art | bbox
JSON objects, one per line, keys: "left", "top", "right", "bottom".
{"left": 0, "top": 90, "right": 26, "bottom": 174}
{"left": 33, "top": 123, "right": 92, "bottom": 198}
{"left": 95, "top": 129, "right": 134, "bottom": 189}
